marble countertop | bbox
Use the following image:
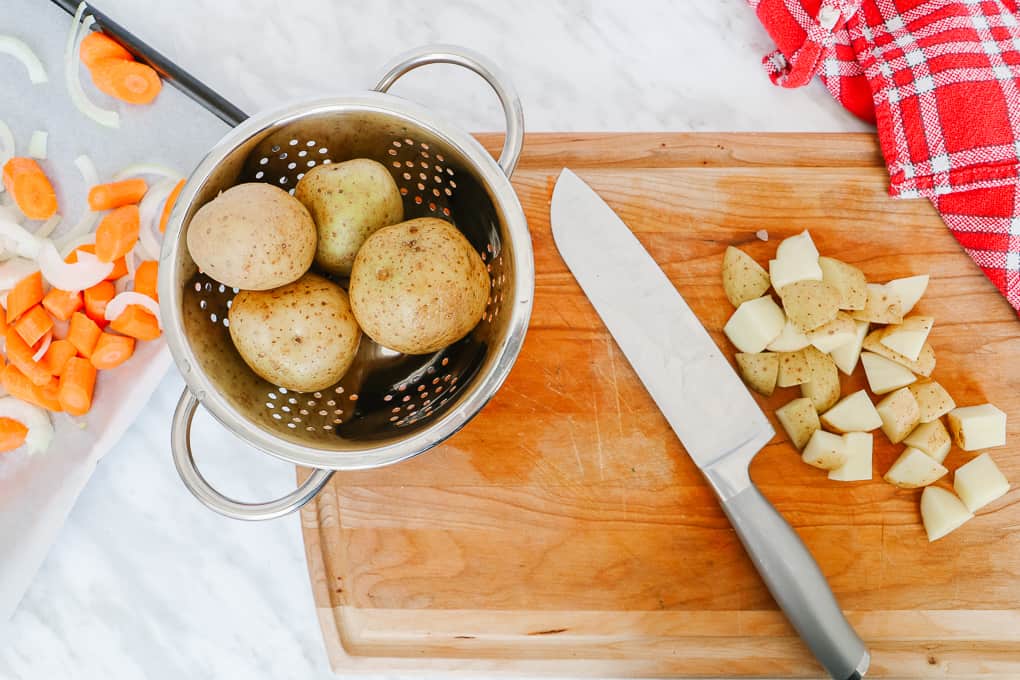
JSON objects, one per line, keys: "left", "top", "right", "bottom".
{"left": 1, "top": 1, "right": 868, "bottom": 678}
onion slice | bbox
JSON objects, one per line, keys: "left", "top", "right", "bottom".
{"left": 38, "top": 240, "right": 112, "bottom": 292}
{"left": 35, "top": 214, "right": 61, "bottom": 239}
{"left": 0, "top": 257, "right": 39, "bottom": 289}
{"left": 31, "top": 331, "right": 52, "bottom": 363}
{"left": 65, "top": 8, "right": 119, "bottom": 128}
{"left": 0, "top": 397, "right": 54, "bottom": 455}
{"left": 0, "top": 118, "right": 13, "bottom": 168}
{"left": 105, "top": 291, "right": 160, "bottom": 327}
{"left": 137, "top": 178, "right": 175, "bottom": 260}
{"left": 0, "top": 35, "right": 48, "bottom": 84}
{"left": 27, "top": 130, "right": 47, "bottom": 159}
{"left": 0, "top": 216, "right": 42, "bottom": 258}
{"left": 112, "top": 164, "right": 182, "bottom": 182}
{"left": 54, "top": 154, "right": 100, "bottom": 251}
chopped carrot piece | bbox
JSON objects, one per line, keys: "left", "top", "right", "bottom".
{"left": 1, "top": 158, "right": 57, "bottom": 220}
{"left": 39, "top": 339, "right": 76, "bottom": 376}
{"left": 42, "top": 288, "right": 83, "bottom": 321}
{"left": 79, "top": 31, "right": 132, "bottom": 69}
{"left": 1, "top": 365, "right": 61, "bottom": 412}
{"left": 0, "top": 417, "right": 29, "bottom": 453}
{"left": 90, "top": 58, "right": 162, "bottom": 105}
{"left": 109, "top": 304, "right": 160, "bottom": 340}
{"left": 68, "top": 312, "right": 102, "bottom": 358}
{"left": 134, "top": 260, "right": 158, "bottom": 300}
{"left": 58, "top": 357, "right": 96, "bottom": 416}
{"left": 95, "top": 205, "right": 140, "bottom": 263}
{"left": 6, "top": 272, "right": 43, "bottom": 325}
{"left": 160, "top": 179, "right": 185, "bottom": 233}
{"left": 88, "top": 178, "right": 147, "bottom": 211}
{"left": 83, "top": 281, "right": 115, "bottom": 327}
{"left": 14, "top": 305, "right": 53, "bottom": 347}
{"left": 0, "top": 306, "right": 7, "bottom": 334}
{"left": 64, "top": 244, "right": 126, "bottom": 279}
{"left": 90, "top": 333, "right": 135, "bottom": 370}
{"left": 5, "top": 328, "right": 53, "bottom": 387}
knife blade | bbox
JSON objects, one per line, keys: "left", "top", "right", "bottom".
{"left": 550, "top": 168, "right": 869, "bottom": 680}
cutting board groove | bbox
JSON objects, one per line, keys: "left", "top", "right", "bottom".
{"left": 301, "top": 133, "right": 1020, "bottom": 678}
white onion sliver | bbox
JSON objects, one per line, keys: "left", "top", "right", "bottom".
{"left": 138, "top": 178, "right": 175, "bottom": 260}
{"left": 0, "top": 35, "right": 48, "bottom": 84}
{"left": 0, "top": 291, "right": 8, "bottom": 309}
{"left": 0, "top": 218, "right": 42, "bottom": 258}
{"left": 27, "top": 130, "right": 47, "bottom": 159}
{"left": 38, "top": 240, "right": 112, "bottom": 292}
{"left": 105, "top": 291, "right": 160, "bottom": 327}
{"left": 31, "top": 331, "right": 52, "bottom": 363}
{"left": 124, "top": 247, "right": 137, "bottom": 280}
{"left": 65, "top": 10, "right": 119, "bottom": 129}
{"left": 51, "top": 317, "right": 69, "bottom": 340}
{"left": 0, "top": 258, "right": 38, "bottom": 291}
{"left": 112, "top": 163, "right": 182, "bottom": 182}
{"left": 0, "top": 396, "right": 54, "bottom": 455}
{"left": 0, "top": 118, "right": 14, "bottom": 168}
{"left": 55, "top": 154, "right": 100, "bottom": 250}
{"left": 36, "top": 214, "right": 61, "bottom": 238}
{"left": 58, "top": 233, "right": 95, "bottom": 260}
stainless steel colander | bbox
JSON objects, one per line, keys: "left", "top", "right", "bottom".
{"left": 159, "top": 46, "right": 532, "bottom": 521}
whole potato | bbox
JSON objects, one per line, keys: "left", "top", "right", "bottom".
{"left": 294, "top": 159, "right": 403, "bottom": 276}
{"left": 349, "top": 217, "right": 489, "bottom": 354}
{"left": 228, "top": 273, "right": 361, "bottom": 392}
{"left": 187, "top": 182, "right": 316, "bottom": 290}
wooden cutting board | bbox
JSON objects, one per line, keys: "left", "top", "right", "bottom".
{"left": 300, "top": 133, "right": 1020, "bottom": 678}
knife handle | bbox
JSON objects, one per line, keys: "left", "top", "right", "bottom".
{"left": 720, "top": 482, "right": 870, "bottom": 680}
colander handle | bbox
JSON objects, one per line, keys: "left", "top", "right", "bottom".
{"left": 373, "top": 45, "right": 525, "bottom": 177}
{"left": 171, "top": 389, "right": 334, "bottom": 521}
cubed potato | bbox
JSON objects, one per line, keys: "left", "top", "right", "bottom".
{"left": 768, "top": 231, "right": 822, "bottom": 290}
{"left": 861, "top": 351, "right": 916, "bottom": 395}
{"left": 802, "top": 429, "right": 848, "bottom": 470}
{"left": 735, "top": 352, "right": 779, "bottom": 396}
{"left": 877, "top": 387, "right": 920, "bottom": 444}
{"left": 903, "top": 419, "right": 952, "bottom": 463}
{"left": 920, "top": 486, "right": 973, "bottom": 542}
{"left": 830, "top": 320, "right": 869, "bottom": 376}
{"left": 776, "top": 230, "right": 820, "bottom": 261}
{"left": 947, "top": 404, "right": 1007, "bottom": 451}
{"left": 722, "top": 246, "right": 771, "bottom": 307}
{"left": 884, "top": 447, "right": 948, "bottom": 488}
{"left": 767, "top": 319, "right": 811, "bottom": 352}
{"left": 819, "top": 256, "right": 867, "bottom": 310}
{"left": 862, "top": 329, "right": 935, "bottom": 377}
{"left": 723, "top": 296, "right": 786, "bottom": 353}
{"left": 807, "top": 312, "right": 856, "bottom": 353}
{"left": 885, "top": 274, "right": 929, "bottom": 315}
{"left": 908, "top": 380, "right": 955, "bottom": 423}
{"left": 776, "top": 397, "right": 820, "bottom": 450}
{"left": 800, "top": 346, "right": 840, "bottom": 412}
{"left": 879, "top": 316, "right": 934, "bottom": 362}
{"left": 954, "top": 453, "right": 1010, "bottom": 512}
{"left": 776, "top": 349, "right": 811, "bottom": 387}
{"left": 820, "top": 390, "right": 882, "bottom": 433}
{"left": 852, "top": 283, "right": 903, "bottom": 324}
{"left": 779, "top": 280, "right": 840, "bottom": 332}
{"left": 828, "top": 432, "right": 873, "bottom": 482}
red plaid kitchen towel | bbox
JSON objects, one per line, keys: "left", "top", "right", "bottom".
{"left": 749, "top": 0, "right": 1020, "bottom": 311}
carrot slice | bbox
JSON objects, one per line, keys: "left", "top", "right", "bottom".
{"left": 83, "top": 281, "right": 115, "bottom": 327}
{"left": 109, "top": 304, "right": 160, "bottom": 340}
{"left": 79, "top": 31, "right": 132, "bottom": 69}
{"left": 134, "top": 260, "right": 158, "bottom": 300}
{"left": 88, "top": 178, "right": 147, "bottom": 211}
{"left": 89, "top": 58, "right": 162, "bottom": 105}
{"left": 90, "top": 332, "right": 135, "bottom": 370}
{"left": 39, "top": 339, "right": 77, "bottom": 377}
{"left": 58, "top": 357, "right": 97, "bottom": 416}
{"left": 94, "top": 205, "right": 140, "bottom": 263}
{"left": 14, "top": 305, "right": 53, "bottom": 347}
{"left": 42, "top": 288, "right": 84, "bottom": 322}
{"left": 68, "top": 312, "right": 102, "bottom": 358}
{"left": 6, "top": 328, "right": 53, "bottom": 387}
{"left": 0, "top": 417, "right": 29, "bottom": 453}
{"left": 0, "top": 306, "right": 8, "bottom": 334}
{"left": 159, "top": 179, "right": 185, "bottom": 233}
{"left": 2, "top": 365, "right": 61, "bottom": 412}
{"left": 6, "top": 272, "right": 44, "bottom": 325}
{"left": 1, "top": 158, "right": 57, "bottom": 220}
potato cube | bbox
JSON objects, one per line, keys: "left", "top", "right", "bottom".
{"left": 723, "top": 296, "right": 786, "bottom": 353}
{"left": 903, "top": 419, "right": 952, "bottom": 463}
{"left": 885, "top": 274, "right": 929, "bottom": 315}
{"left": 807, "top": 312, "right": 856, "bottom": 353}
{"left": 722, "top": 246, "right": 771, "bottom": 307}
{"left": 776, "top": 230, "right": 820, "bottom": 261}
{"left": 820, "top": 390, "right": 882, "bottom": 433}
{"left": 819, "top": 256, "right": 867, "bottom": 311}
{"left": 852, "top": 283, "right": 903, "bottom": 324}
{"left": 735, "top": 352, "right": 779, "bottom": 396}
{"left": 884, "top": 447, "right": 948, "bottom": 488}
{"left": 767, "top": 319, "right": 810, "bottom": 352}
{"left": 907, "top": 381, "right": 955, "bottom": 423}
{"left": 877, "top": 387, "right": 920, "bottom": 444}
{"left": 920, "top": 486, "right": 972, "bottom": 542}
{"left": 800, "top": 346, "right": 840, "bottom": 412}
{"left": 830, "top": 320, "right": 868, "bottom": 376}
{"left": 801, "top": 430, "right": 848, "bottom": 470}
{"left": 768, "top": 231, "right": 822, "bottom": 290}
{"left": 828, "top": 432, "right": 873, "bottom": 482}
{"left": 776, "top": 349, "right": 812, "bottom": 387}
{"left": 879, "top": 316, "right": 934, "bottom": 362}
{"left": 776, "top": 397, "right": 820, "bottom": 451}
{"left": 947, "top": 404, "right": 1007, "bottom": 451}
{"left": 953, "top": 453, "right": 1010, "bottom": 512}
{"left": 861, "top": 352, "right": 916, "bottom": 395}
{"left": 779, "top": 280, "right": 840, "bottom": 332}
{"left": 862, "top": 329, "right": 935, "bottom": 377}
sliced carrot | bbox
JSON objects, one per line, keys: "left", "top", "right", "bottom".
{"left": 39, "top": 339, "right": 77, "bottom": 377}
{"left": 6, "top": 328, "right": 52, "bottom": 387}
{"left": 83, "top": 281, "right": 115, "bottom": 327}
{"left": 1, "top": 365, "right": 61, "bottom": 412}
{"left": 14, "top": 305, "right": 53, "bottom": 347}
{"left": 6, "top": 271, "right": 43, "bottom": 325}
{"left": 0, "top": 306, "right": 7, "bottom": 334}
{"left": 58, "top": 357, "right": 97, "bottom": 416}
{"left": 42, "top": 288, "right": 84, "bottom": 321}
{"left": 90, "top": 58, "right": 162, "bottom": 105}
{"left": 1, "top": 158, "right": 57, "bottom": 220}
{"left": 134, "top": 260, "right": 158, "bottom": 300}
{"left": 68, "top": 312, "right": 102, "bottom": 358}
{"left": 88, "top": 178, "right": 147, "bottom": 211}
{"left": 109, "top": 304, "right": 160, "bottom": 340}
{"left": 0, "top": 417, "right": 29, "bottom": 453}
{"left": 159, "top": 179, "right": 185, "bottom": 233}
{"left": 79, "top": 31, "right": 132, "bottom": 69}
{"left": 94, "top": 205, "right": 140, "bottom": 263}
{"left": 90, "top": 332, "right": 135, "bottom": 370}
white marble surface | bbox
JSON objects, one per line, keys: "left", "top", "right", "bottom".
{"left": 0, "top": 1, "right": 868, "bottom": 679}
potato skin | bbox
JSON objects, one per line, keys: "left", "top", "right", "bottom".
{"left": 294, "top": 159, "right": 404, "bottom": 276}
{"left": 228, "top": 273, "right": 361, "bottom": 392}
{"left": 187, "top": 183, "right": 316, "bottom": 290}
{"left": 349, "top": 217, "right": 489, "bottom": 354}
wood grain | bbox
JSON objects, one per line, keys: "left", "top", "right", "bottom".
{"left": 300, "top": 133, "right": 1020, "bottom": 677}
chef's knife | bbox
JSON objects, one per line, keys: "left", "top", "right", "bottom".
{"left": 550, "top": 169, "right": 869, "bottom": 680}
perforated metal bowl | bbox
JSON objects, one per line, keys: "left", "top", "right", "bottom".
{"left": 160, "top": 46, "right": 532, "bottom": 520}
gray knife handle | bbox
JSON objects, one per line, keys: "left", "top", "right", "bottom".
{"left": 720, "top": 483, "right": 869, "bottom": 680}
